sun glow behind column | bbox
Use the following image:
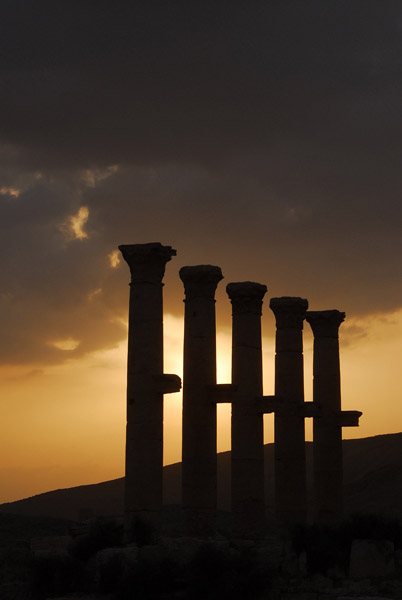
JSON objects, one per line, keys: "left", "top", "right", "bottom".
{"left": 1, "top": 309, "right": 401, "bottom": 504}
{"left": 162, "top": 316, "right": 235, "bottom": 463}
{"left": 161, "top": 312, "right": 316, "bottom": 463}
{"left": 216, "top": 328, "right": 232, "bottom": 454}
{"left": 163, "top": 315, "right": 279, "bottom": 459}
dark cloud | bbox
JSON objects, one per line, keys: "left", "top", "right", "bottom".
{"left": 0, "top": 2, "right": 401, "bottom": 365}
{"left": 2, "top": 1, "right": 402, "bottom": 166}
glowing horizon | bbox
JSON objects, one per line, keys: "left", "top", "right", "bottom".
{"left": 1, "top": 309, "right": 401, "bottom": 504}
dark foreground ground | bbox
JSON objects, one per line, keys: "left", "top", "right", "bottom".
{"left": 2, "top": 433, "right": 402, "bottom": 599}
{"left": 2, "top": 511, "right": 402, "bottom": 600}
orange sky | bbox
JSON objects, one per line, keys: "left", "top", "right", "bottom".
{"left": 1, "top": 2, "right": 402, "bottom": 506}
{"left": 1, "top": 308, "right": 401, "bottom": 504}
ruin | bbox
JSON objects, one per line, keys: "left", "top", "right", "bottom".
{"left": 180, "top": 265, "right": 223, "bottom": 537}
{"left": 119, "top": 243, "right": 181, "bottom": 533}
{"left": 227, "top": 282, "right": 267, "bottom": 539}
{"left": 306, "top": 310, "right": 362, "bottom": 525}
{"left": 270, "top": 297, "right": 309, "bottom": 535}
{"left": 119, "top": 243, "right": 362, "bottom": 539}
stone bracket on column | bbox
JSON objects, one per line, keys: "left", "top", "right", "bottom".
{"left": 258, "top": 395, "right": 319, "bottom": 416}
{"left": 151, "top": 373, "right": 182, "bottom": 394}
{"left": 259, "top": 395, "right": 280, "bottom": 414}
{"left": 208, "top": 383, "right": 238, "bottom": 403}
{"left": 258, "top": 399, "right": 324, "bottom": 417}
{"left": 338, "top": 410, "right": 362, "bottom": 427}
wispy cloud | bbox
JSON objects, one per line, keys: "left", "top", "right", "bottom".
{"left": 51, "top": 338, "right": 81, "bottom": 351}
{"left": 109, "top": 249, "right": 121, "bottom": 268}
{"left": 80, "top": 165, "right": 118, "bottom": 188}
{"left": 0, "top": 186, "right": 20, "bottom": 197}
{"left": 88, "top": 288, "right": 102, "bottom": 301}
{"left": 69, "top": 206, "right": 89, "bottom": 240}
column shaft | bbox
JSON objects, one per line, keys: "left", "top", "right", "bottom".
{"left": 180, "top": 265, "right": 223, "bottom": 537}
{"left": 227, "top": 282, "right": 267, "bottom": 539}
{"left": 270, "top": 297, "right": 308, "bottom": 536}
{"left": 119, "top": 243, "right": 177, "bottom": 534}
{"left": 306, "top": 310, "right": 345, "bottom": 525}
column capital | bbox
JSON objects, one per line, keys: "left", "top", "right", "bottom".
{"left": 179, "top": 265, "right": 223, "bottom": 299}
{"left": 306, "top": 310, "right": 345, "bottom": 338}
{"left": 269, "top": 297, "right": 308, "bottom": 329}
{"left": 226, "top": 281, "right": 267, "bottom": 315}
{"left": 119, "top": 242, "right": 176, "bottom": 283}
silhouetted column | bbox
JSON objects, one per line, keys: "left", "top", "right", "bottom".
{"left": 269, "top": 297, "right": 308, "bottom": 536}
{"left": 180, "top": 265, "right": 223, "bottom": 537}
{"left": 119, "top": 243, "right": 180, "bottom": 535}
{"left": 227, "top": 282, "right": 267, "bottom": 539}
{"left": 306, "top": 310, "right": 345, "bottom": 525}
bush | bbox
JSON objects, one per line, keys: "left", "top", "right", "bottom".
{"left": 30, "top": 553, "right": 88, "bottom": 599}
{"left": 113, "top": 543, "right": 271, "bottom": 600}
{"left": 129, "top": 515, "right": 157, "bottom": 547}
{"left": 292, "top": 514, "right": 402, "bottom": 575}
{"left": 116, "top": 553, "right": 178, "bottom": 600}
{"left": 345, "top": 513, "right": 402, "bottom": 548}
{"left": 292, "top": 523, "right": 349, "bottom": 575}
{"left": 69, "top": 517, "right": 124, "bottom": 561}
{"left": 184, "top": 545, "right": 271, "bottom": 600}
{"left": 0, "top": 546, "right": 31, "bottom": 600}
{"left": 97, "top": 552, "right": 125, "bottom": 595}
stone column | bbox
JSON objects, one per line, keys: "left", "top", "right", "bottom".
{"left": 119, "top": 242, "right": 180, "bottom": 535}
{"left": 305, "top": 309, "right": 345, "bottom": 525}
{"left": 180, "top": 265, "right": 223, "bottom": 537}
{"left": 227, "top": 282, "right": 267, "bottom": 539}
{"left": 269, "top": 297, "right": 308, "bottom": 536}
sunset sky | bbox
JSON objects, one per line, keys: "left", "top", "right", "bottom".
{"left": 1, "top": 2, "right": 401, "bottom": 504}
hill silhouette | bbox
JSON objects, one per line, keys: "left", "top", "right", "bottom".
{"left": 1, "top": 433, "right": 401, "bottom": 522}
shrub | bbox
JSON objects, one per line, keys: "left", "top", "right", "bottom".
{"left": 292, "top": 514, "right": 402, "bottom": 575}
{"left": 114, "top": 544, "right": 271, "bottom": 600}
{"left": 69, "top": 516, "right": 123, "bottom": 561}
{"left": 116, "top": 553, "right": 178, "bottom": 600}
{"left": 129, "top": 516, "right": 157, "bottom": 547}
{"left": 345, "top": 513, "right": 402, "bottom": 548}
{"left": 184, "top": 545, "right": 271, "bottom": 600}
{"left": 30, "top": 553, "right": 88, "bottom": 599}
{"left": 292, "top": 523, "right": 349, "bottom": 575}
{"left": 97, "top": 552, "right": 125, "bottom": 595}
